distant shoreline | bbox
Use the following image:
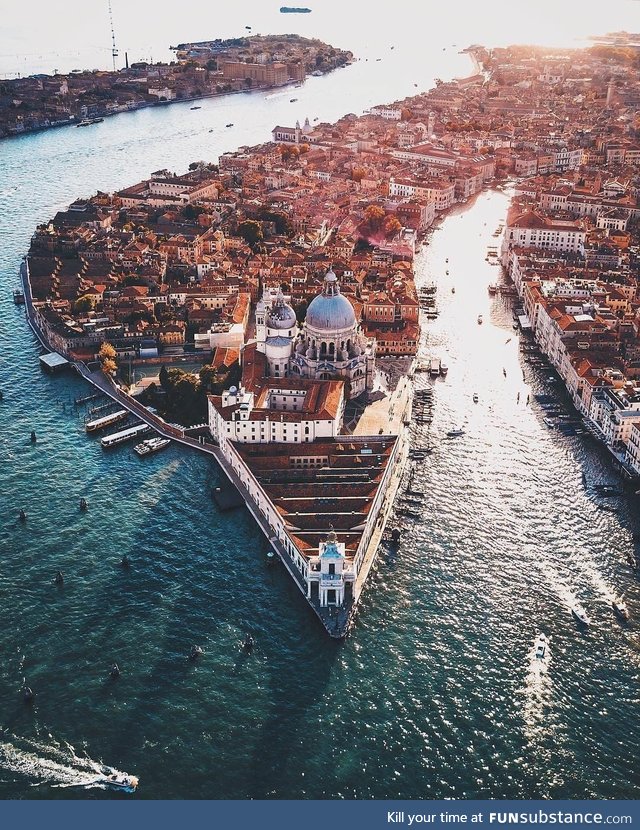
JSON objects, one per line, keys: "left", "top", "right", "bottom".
{"left": 0, "top": 68, "right": 350, "bottom": 143}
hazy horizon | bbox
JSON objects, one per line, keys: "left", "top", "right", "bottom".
{"left": 1, "top": 0, "right": 638, "bottom": 78}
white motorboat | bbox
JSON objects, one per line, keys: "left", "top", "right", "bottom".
{"left": 534, "top": 633, "right": 547, "bottom": 659}
{"left": 472, "top": 393, "right": 479, "bottom": 404}
{"left": 98, "top": 772, "right": 139, "bottom": 792}
{"left": 612, "top": 598, "right": 630, "bottom": 621}
{"left": 571, "top": 603, "right": 590, "bottom": 625}
{"left": 477, "top": 314, "right": 483, "bottom": 324}
{"left": 446, "top": 428, "right": 465, "bottom": 438}
{"left": 134, "top": 437, "right": 171, "bottom": 457}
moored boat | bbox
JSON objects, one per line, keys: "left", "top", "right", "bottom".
{"left": 85, "top": 409, "right": 128, "bottom": 433}
{"left": 429, "top": 358, "right": 440, "bottom": 377}
{"left": 101, "top": 423, "right": 151, "bottom": 449}
{"left": 134, "top": 437, "right": 171, "bottom": 457}
{"left": 440, "top": 363, "right": 448, "bottom": 377}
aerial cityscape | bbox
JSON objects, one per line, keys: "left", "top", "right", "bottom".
{"left": 1, "top": 0, "right": 640, "bottom": 804}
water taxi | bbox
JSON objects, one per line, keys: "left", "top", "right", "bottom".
{"left": 134, "top": 436, "right": 171, "bottom": 457}
{"left": 85, "top": 409, "right": 128, "bottom": 433}
{"left": 101, "top": 423, "right": 150, "bottom": 449}
{"left": 612, "top": 598, "right": 630, "bottom": 621}
{"left": 571, "top": 603, "right": 590, "bottom": 625}
{"left": 97, "top": 772, "right": 139, "bottom": 793}
{"left": 446, "top": 428, "right": 465, "bottom": 438}
{"left": 534, "top": 633, "right": 547, "bottom": 659}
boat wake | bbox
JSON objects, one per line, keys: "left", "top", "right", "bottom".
{"left": 522, "top": 639, "right": 553, "bottom": 738}
{"left": 0, "top": 734, "right": 132, "bottom": 793}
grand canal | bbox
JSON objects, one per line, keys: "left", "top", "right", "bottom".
{"left": 1, "top": 0, "right": 639, "bottom": 800}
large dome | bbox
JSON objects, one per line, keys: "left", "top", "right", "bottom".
{"left": 305, "top": 269, "right": 356, "bottom": 332}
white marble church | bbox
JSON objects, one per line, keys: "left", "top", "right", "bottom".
{"left": 255, "top": 269, "right": 375, "bottom": 399}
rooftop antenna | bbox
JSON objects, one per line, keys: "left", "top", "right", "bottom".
{"left": 108, "top": 0, "right": 118, "bottom": 71}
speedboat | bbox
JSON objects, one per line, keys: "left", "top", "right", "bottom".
{"left": 289, "top": 98, "right": 298, "bottom": 102}
{"left": 472, "top": 393, "right": 479, "bottom": 404}
{"left": 534, "top": 633, "right": 547, "bottom": 659}
{"left": 446, "top": 428, "right": 465, "bottom": 438}
{"left": 571, "top": 603, "right": 590, "bottom": 625}
{"left": 190, "top": 106, "right": 201, "bottom": 110}
{"left": 98, "top": 772, "right": 139, "bottom": 792}
{"left": 477, "top": 314, "right": 483, "bottom": 324}
{"left": 612, "top": 598, "right": 630, "bottom": 622}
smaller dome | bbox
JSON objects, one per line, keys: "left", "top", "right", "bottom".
{"left": 267, "top": 292, "right": 297, "bottom": 330}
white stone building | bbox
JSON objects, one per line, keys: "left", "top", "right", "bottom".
{"left": 289, "top": 269, "right": 375, "bottom": 399}
{"left": 254, "top": 270, "right": 375, "bottom": 399}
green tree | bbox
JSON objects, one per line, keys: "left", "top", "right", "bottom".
{"left": 294, "top": 299, "right": 308, "bottom": 323}
{"left": 74, "top": 296, "right": 94, "bottom": 314}
{"left": 238, "top": 219, "right": 264, "bottom": 247}
{"left": 183, "top": 203, "right": 203, "bottom": 220}
{"left": 199, "top": 364, "right": 219, "bottom": 393}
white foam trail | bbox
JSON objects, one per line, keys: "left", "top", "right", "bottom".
{"left": 0, "top": 735, "right": 132, "bottom": 792}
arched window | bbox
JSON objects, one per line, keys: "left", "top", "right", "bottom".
{"left": 328, "top": 342, "right": 335, "bottom": 356}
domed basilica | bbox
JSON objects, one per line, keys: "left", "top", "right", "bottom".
{"left": 255, "top": 269, "right": 375, "bottom": 399}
